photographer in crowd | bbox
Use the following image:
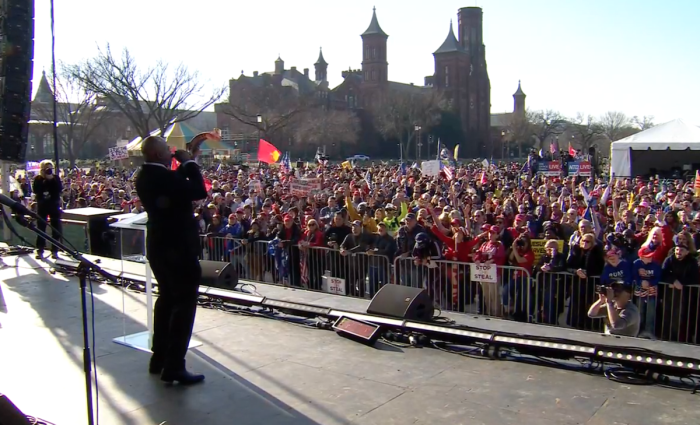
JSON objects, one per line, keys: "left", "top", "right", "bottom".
{"left": 587, "top": 281, "right": 640, "bottom": 337}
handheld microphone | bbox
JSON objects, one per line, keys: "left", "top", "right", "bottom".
{"left": 0, "top": 193, "right": 40, "bottom": 220}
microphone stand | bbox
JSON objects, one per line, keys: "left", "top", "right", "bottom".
{"left": 12, "top": 213, "right": 117, "bottom": 425}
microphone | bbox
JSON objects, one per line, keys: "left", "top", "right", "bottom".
{"left": 0, "top": 193, "right": 40, "bottom": 220}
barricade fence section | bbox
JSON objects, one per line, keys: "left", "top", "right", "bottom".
{"left": 392, "top": 257, "right": 531, "bottom": 319}
{"left": 199, "top": 235, "right": 700, "bottom": 346}
{"left": 199, "top": 235, "right": 392, "bottom": 299}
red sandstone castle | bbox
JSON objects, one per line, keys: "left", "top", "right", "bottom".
{"left": 217, "top": 6, "right": 526, "bottom": 159}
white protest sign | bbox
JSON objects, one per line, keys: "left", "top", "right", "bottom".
{"left": 290, "top": 178, "right": 321, "bottom": 197}
{"left": 116, "top": 139, "right": 129, "bottom": 148}
{"left": 421, "top": 160, "right": 440, "bottom": 176}
{"left": 322, "top": 276, "right": 346, "bottom": 296}
{"left": 109, "top": 146, "right": 129, "bottom": 161}
{"left": 470, "top": 263, "right": 497, "bottom": 284}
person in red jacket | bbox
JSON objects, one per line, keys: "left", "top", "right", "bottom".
{"left": 300, "top": 219, "right": 325, "bottom": 289}
{"left": 657, "top": 211, "right": 677, "bottom": 261}
{"left": 474, "top": 225, "right": 507, "bottom": 317}
{"left": 430, "top": 221, "right": 480, "bottom": 311}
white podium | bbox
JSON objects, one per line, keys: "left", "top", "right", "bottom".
{"left": 109, "top": 212, "right": 201, "bottom": 352}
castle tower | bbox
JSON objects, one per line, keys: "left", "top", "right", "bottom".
{"left": 314, "top": 47, "right": 328, "bottom": 82}
{"left": 33, "top": 70, "right": 54, "bottom": 103}
{"left": 274, "top": 55, "right": 284, "bottom": 75}
{"left": 361, "top": 7, "right": 388, "bottom": 85}
{"left": 513, "top": 80, "right": 526, "bottom": 116}
{"left": 458, "top": 7, "right": 491, "bottom": 158}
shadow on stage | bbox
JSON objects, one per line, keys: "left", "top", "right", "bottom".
{"left": 1, "top": 254, "right": 326, "bottom": 425}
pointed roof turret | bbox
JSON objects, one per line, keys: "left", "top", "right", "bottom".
{"left": 361, "top": 7, "right": 388, "bottom": 37}
{"left": 514, "top": 80, "right": 526, "bottom": 96}
{"left": 315, "top": 47, "right": 327, "bottom": 66}
{"left": 34, "top": 70, "right": 54, "bottom": 103}
{"left": 433, "top": 20, "right": 464, "bottom": 55}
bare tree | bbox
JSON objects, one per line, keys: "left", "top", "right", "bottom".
{"left": 294, "top": 109, "right": 360, "bottom": 157}
{"left": 632, "top": 115, "right": 655, "bottom": 131}
{"left": 600, "top": 111, "right": 631, "bottom": 142}
{"left": 68, "top": 45, "right": 225, "bottom": 137}
{"left": 528, "top": 110, "right": 567, "bottom": 148}
{"left": 570, "top": 113, "right": 605, "bottom": 152}
{"left": 221, "top": 76, "right": 314, "bottom": 143}
{"left": 32, "top": 69, "right": 109, "bottom": 166}
{"left": 369, "top": 89, "right": 445, "bottom": 160}
{"left": 505, "top": 111, "right": 536, "bottom": 157}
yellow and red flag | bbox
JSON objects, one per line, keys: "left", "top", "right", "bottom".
{"left": 258, "top": 139, "right": 281, "bottom": 164}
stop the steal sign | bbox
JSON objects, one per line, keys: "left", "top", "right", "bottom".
{"left": 470, "top": 264, "right": 497, "bottom": 283}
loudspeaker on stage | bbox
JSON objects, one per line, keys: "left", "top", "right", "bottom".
{"left": 367, "top": 285, "right": 434, "bottom": 321}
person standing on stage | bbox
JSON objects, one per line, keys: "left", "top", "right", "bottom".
{"left": 136, "top": 136, "right": 207, "bottom": 385}
{"left": 32, "top": 160, "right": 62, "bottom": 260}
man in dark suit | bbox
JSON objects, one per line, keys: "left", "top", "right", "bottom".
{"left": 136, "top": 136, "right": 208, "bottom": 385}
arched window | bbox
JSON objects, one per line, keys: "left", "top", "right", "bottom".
{"left": 444, "top": 66, "right": 449, "bottom": 87}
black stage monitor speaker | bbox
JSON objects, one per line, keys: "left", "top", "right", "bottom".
{"left": 0, "top": 0, "right": 35, "bottom": 163}
{"left": 200, "top": 260, "right": 237, "bottom": 289}
{"left": 0, "top": 393, "right": 31, "bottom": 425}
{"left": 367, "top": 285, "right": 434, "bottom": 321}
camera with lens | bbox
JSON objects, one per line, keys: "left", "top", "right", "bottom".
{"left": 516, "top": 238, "right": 525, "bottom": 248}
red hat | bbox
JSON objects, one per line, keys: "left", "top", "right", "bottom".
{"left": 638, "top": 246, "right": 656, "bottom": 258}
{"left": 481, "top": 224, "right": 492, "bottom": 232}
{"left": 450, "top": 219, "right": 462, "bottom": 226}
{"left": 489, "top": 225, "right": 501, "bottom": 234}
{"left": 283, "top": 214, "right": 293, "bottom": 221}
{"left": 515, "top": 214, "right": 526, "bottom": 221}
{"left": 236, "top": 208, "right": 244, "bottom": 214}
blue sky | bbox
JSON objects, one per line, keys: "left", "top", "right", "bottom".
{"left": 32, "top": 0, "right": 700, "bottom": 125}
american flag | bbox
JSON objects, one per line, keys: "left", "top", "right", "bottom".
{"left": 441, "top": 162, "right": 453, "bottom": 181}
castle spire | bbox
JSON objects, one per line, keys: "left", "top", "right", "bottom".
{"left": 433, "top": 20, "right": 464, "bottom": 55}
{"left": 361, "top": 6, "right": 388, "bottom": 37}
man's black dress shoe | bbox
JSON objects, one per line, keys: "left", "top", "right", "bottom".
{"left": 161, "top": 369, "right": 205, "bottom": 385}
{"left": 148, "top": 356, "right": 164, "bottom": 374}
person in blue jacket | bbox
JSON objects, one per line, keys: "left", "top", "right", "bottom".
{"left": 601, "top": 246, "right": 632, "bottom": 287}
{"left": 633, "top": 246, "right": 662, "bottom": 338}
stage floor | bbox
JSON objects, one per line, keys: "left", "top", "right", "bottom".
{"left": 1, "top": 253, "right": 699, "bottom": 425}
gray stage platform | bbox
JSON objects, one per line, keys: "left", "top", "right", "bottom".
{"left": 1, "top": 252, "right": 699, "bottom": 425}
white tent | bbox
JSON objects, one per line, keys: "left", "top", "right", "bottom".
{"left": 610, "top": 118, "right": 700, "bottom": 176}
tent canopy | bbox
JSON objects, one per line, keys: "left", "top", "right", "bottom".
{"left": 127, "top": 121, "right": 235, "bottom": 154}
{"left": 127, "top": 121, "right": 199, "bottom": 152}
{"left": 610, "top": 118, "right": 700, "bottom": 176}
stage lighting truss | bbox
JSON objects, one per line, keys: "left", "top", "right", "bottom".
{"left": 493, "top": 335, "right": 596, "bottom": 354}
{"left": 596, "top": 350, "right": 700, "bottom": 372}
{"left": 404, "top": 321, "right": 492, "bottom": 341}
{"left": 262, "top": 299, "right": 331, "bottom": 316}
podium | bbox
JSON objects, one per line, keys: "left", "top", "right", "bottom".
{"left": 109, "top": 212, "right": 201, "bottom": 352}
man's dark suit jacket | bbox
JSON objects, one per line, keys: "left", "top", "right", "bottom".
{"left": 135, "top": 162, "right": 207, "bottom": 268}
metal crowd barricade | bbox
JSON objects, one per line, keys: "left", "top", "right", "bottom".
{"left": 392, "top": 257, "right": 531, "bottom": 319}
{"left": 530, "top": 271, "right": 603, "bottom": 332}
{"left": 198, "top": 235, "right": 392, "bottom": 299}
{"left": 646, "top": 282, "right": 700, "bottom": 345}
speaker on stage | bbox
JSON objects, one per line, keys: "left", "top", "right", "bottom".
{"left": 0, "top": 393, "right": 31, "bottom": 425}
{"left": 0, "top": 0, "right": 35, "bottom": 163}
{"left": 367, "top": 285, "right": 434, "bottom": 321}
{"left": 200, "top": 260, "right": 237, "bottom": 289}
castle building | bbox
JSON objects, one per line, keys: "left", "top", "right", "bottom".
{"left": 217, "top": 6, "right": 525, "bottom": 159}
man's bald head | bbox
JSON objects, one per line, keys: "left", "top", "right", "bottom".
{"left": 142, "top": 136, "right": 170, "bottom": 165}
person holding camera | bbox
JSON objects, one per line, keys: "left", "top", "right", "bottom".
{"left": 32, "top": 160, "right": 62, "bottom": 259}
{"left": 587, "top": 282, "right": 640, "bottom": 337}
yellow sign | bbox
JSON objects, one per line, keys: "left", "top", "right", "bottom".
{"left": 531, "top": 239, "right": 565, "bottom": 264}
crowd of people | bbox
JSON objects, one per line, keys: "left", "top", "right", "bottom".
{"left": 14, "top": 153, "right": 700, "bottom": 345}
